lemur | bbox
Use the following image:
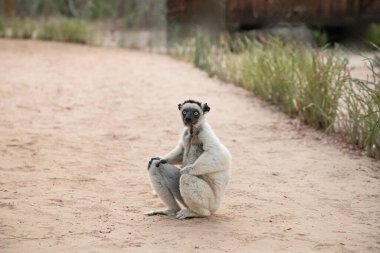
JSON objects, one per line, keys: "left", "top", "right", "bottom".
{"left": 146, "top": 99, "right": 231, "bottom": 219}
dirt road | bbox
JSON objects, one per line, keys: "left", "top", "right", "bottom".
{"left": 0, "top": 39, "right": 379, "bottom": 253}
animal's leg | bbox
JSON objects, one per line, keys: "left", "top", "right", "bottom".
{"left": 177, "top": 174, "right": 215, "bottom": 219}
{"left": 146, "top": 160, "right": 185, "bottom": 216}
{"left": 149, "top": 181, "right": 158, "bottom": 196}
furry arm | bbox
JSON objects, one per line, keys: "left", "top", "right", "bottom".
{"left": 186, "top": 149, "right": 227, "bottom": 175}
{"left": 163, "top": 141, "right": 184, "bottom": 166}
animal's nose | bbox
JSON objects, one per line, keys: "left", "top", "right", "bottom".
{"left": 185, "top": 117, "right": 192, "bottom": 123}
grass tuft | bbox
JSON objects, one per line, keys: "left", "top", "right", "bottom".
{"left": 0, "top": 17, "right": 5, "bottom": 36}
{"left": 172, "top": 35, "right": 347, "bottom": 130}
{"left": 39, "top": 19, "right": 91, "bottom": 44}
{"left": 340, "top": 57, "right": 380, "bottom": 159}
{"left": 0, "top": 18, "right": 36, "bottom": 39}
{"left": 296, "top": 51, "right": 347, "bottom": 130}
{"left": 0, "top": 18, "right": 92, "bottom": 44}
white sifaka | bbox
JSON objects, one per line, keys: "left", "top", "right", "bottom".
{"left": 146, "top": 100, "right": 231, "bottom": 219}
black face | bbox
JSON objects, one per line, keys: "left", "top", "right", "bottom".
{"left": 181, "top": 108, "right": 201, "bottom": 126}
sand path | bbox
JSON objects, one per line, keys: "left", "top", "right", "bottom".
{"left": 0, "top": 39, "right": 379, "bottom": 253}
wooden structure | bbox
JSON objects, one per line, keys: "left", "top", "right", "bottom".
{"left": 167, "top": 0, "right": 380, "bottom": 30}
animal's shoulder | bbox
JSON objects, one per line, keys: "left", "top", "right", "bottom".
{"left": 198, "top": 124, "right": 217, "bottom": 143}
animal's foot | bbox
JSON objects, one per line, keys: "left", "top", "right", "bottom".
{"left": 144, "top": 209, "right": 177, "bottom": 216}
{"left": 155, "top": 159, "right": 167, "bottom": 167}
{"left": 175, "top": 209, "right": 200, "bottom": 220}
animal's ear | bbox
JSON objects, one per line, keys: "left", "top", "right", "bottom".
{"left": 178, "top": 103, "right": 182, "bottom": 110}
{"left": 203, "top": 103, "right": 210, "bottom": 114}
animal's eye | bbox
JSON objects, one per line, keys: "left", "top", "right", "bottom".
{"left": 194, "top": 111, "right": 199, "bottom": 116}
{"left": 182, "top": 110, "right": 186, "bottom": 115}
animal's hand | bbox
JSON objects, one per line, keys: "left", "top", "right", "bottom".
{"left": 180, "top": 165, "right": 193, "bottom": 175}
{"left": 155, "top": 158, "right": 167, "bottom": 167}
{"left": 148, "top": 157, "right": 168, "bottom": 170}
{"left": 147, "top": 157, "right": 163, "bottom": 169}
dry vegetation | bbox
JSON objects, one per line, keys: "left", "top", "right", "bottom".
{"left": 171, "top": 34, "right": 380, "bottom": 159}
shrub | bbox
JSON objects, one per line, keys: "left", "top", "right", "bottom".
{"left": 0, "top": 18, "right": 36, "bottom": 39}
{"left": 0, "top": 17, "right": 4, "bottom": 36}
{"left": 39, "top": 19, "right": 91, "bottom": 44}
{"left": 193, "top": 34, "right": 212, "bottom": 72}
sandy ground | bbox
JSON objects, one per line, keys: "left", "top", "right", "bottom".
{"left": 0, "top": 39, "right": 379, "bottom": 253}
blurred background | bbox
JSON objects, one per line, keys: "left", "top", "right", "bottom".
{"left": 1, "top": 0, "right": 380, "bottom": 51}
{"left": 0, "top": 0, "right": 167, "bottom": 50}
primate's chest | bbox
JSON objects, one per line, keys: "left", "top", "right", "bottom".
{"left": 182, "top": 131, "right": 204, "bottom": 167}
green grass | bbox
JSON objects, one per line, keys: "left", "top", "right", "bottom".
{"left": 39, "top": 19, "right": 91, "bottom": 44}
{"left": 365, "top": 23, "right": 380, "bottom": 47}
{"left": 238, "top": 40, "right": 299, "bottom": 116}
{"left": 0, "top": 18, "right": 92, "bottom": 44}
{"left": 312, "top": 28, "right": 329, "bottom": 47}
{"left": 172, "top": 35, "right": 347, "bottom": 130}
{"left": 193, "top": 34, "right": 212, "bottom": 72}
{"left": 171, "top": 33, "right": 380, "bottom": 159}
{"left": 0, "top": 18, "right": 36, "bottom": 39}
{"left": 296, "top": 51, "right": 347, "bottom": 130}
{"left": 0, "top": 17, "right": 4, "bottom": 36}
{"left": 340, "top": 57, "right": 380, "bottom": 159}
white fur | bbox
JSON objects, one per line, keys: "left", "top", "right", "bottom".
{"left": 146, "top": 102, "right": 231, "bottom": 219}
